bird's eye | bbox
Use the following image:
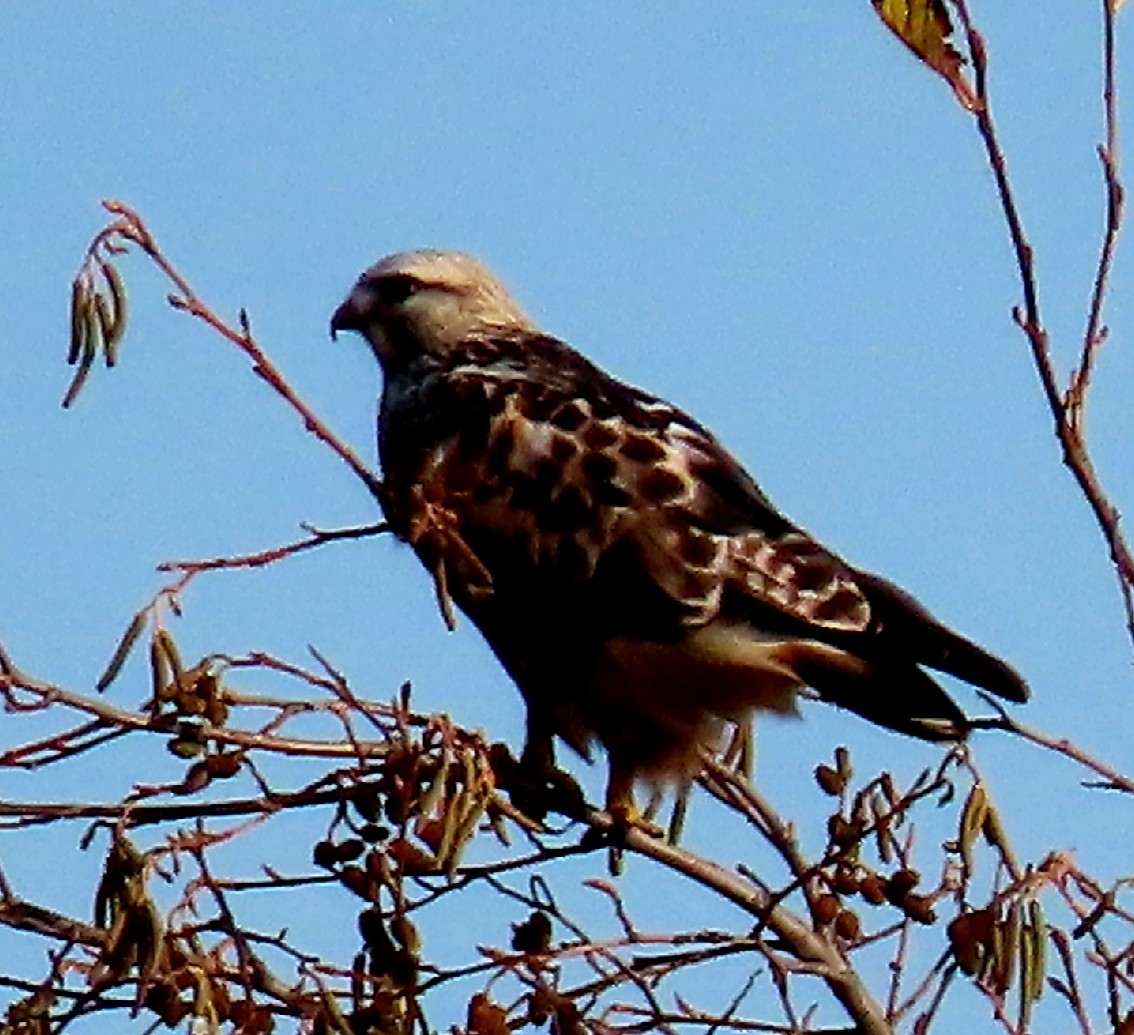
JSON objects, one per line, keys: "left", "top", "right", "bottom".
{"left": 374, "top": 273, "right": 420, "bottom": 305}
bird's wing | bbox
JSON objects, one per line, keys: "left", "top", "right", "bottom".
{"left": 439, "top": 344, "right": 876, "bottom": 635}
{"left": 414, "top": 338, "right": 1026, "bottom": 739}
{"left": 606, "top": 399, "right": 1028, "bottom": 698}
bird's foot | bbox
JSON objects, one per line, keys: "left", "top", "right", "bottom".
{"left": 589, "top": 798, "right": 664, "bottom": 877}
{"left": 489, "top": 743, "right": 587, "bottom": 824}
{"left": 606, "top": 800, "right": 665, "bottom": 841}
{"left": 604, "top": 768, "right": 665, "bottom": 842}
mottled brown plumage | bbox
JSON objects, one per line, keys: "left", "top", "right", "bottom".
{"left": 331, "top": 250, "right": 1029, "bottom": 819}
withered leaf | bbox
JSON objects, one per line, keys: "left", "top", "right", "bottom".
{"left": 814, "top": 763, "right": 844, "bottom": 797}
{"left": 872, "top": 0, "right": 980, "bottom": 111}
{"left": 467, "top": 993, "right": 510, "bottom": 1035}
{"left": 948, "top": 908, "right": 995, "bottom": 976}
{"left": 512, "top": 910, "right": 553, "bottom": 955}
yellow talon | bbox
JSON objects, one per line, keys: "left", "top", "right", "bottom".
{"left": 606, "top": 766, "right": 664, "bottom": 839}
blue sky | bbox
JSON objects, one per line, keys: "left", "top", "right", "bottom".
{"left": 2, "top": 4, "right": 1132, "bottom": 1031}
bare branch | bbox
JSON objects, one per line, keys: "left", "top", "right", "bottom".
{"left": 950, "top": 0, "right": 1134, "bottom": 646}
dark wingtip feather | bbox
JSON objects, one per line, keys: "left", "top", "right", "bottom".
{"left": 932, "top": 634, "right": 1029, "bottom": 703}
{"left": 853, "top": 571, "right": 1029, "bottom": 704}
{"left": 793, "top": 652, "right": 969, "bottom": 742}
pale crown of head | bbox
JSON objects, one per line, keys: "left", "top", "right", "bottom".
{"left": 335, "top": 249, "right": 537, "bottom": 364}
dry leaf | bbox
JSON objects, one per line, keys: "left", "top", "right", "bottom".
{"left": 872, "top": 0, "right": 981, "bottom": 111}
{"left": 467, "top": 993, "right": 510, "bottom": 1035}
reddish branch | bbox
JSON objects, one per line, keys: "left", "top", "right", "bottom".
{"left": 72, "top": 201, "right": 387, "bottom": 507}
{"left": 157, "top": 522, "right": 390, "bottom": 581}
{"left": 10, "top": 12, "right": 1134, "bottom": 1025}
{"left": 5, "top": 639, "right": 1134, "bottom": 1033}
{"left": 978, "top": 690, "right": 1134, "bottom": 795}
{"left": 2, "top": 639, "right": 898, "bottom": 1033}
{"left": 951, "top": 0, "right": 1134, "bottom": 645}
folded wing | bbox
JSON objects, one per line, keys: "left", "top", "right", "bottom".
{"left": 428, "top": 337, "right": 1028, "bottom": 742}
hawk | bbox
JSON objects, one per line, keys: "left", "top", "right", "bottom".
{"left": 330, "top": 250, "right": 1028, "bottom": 823}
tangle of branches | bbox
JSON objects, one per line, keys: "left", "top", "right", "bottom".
{"left": 3, "top": 3, "right": 1133, "bottom": 1034}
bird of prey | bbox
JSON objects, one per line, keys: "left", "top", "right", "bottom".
{"left": 330, "top": 250, "right": 1028, "bottom": 824}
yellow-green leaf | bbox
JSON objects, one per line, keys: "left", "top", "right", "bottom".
{"left": 872, "top": 0, "right": 980, "bottom": 111}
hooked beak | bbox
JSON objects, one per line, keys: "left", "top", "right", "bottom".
{"left": 330, "top": 296, "right": 364, "bottom": 341}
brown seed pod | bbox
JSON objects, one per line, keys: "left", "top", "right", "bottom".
{"left": 167, "top": 736, "right": 205, "bottom": 760}
{"left": 205, "top": 751, "right": 242, "bottom": 779}
{"left": 312, "top": 840, "right": 339, "bottom": 870}
{"left": 902, "top": 893, "right": 937, "bottom": 925}
{"left": 948, "top": 908, "right": 996, "bottom": 976}
{"left": 177, "top": 692, "right": 206, "bottom": 717}
{"left": 383, "top": 777, "right": 413, "bottom": 825}
{"left": 358, "top": 908, "right": 393, "bottom": 951}
{"left": 834, "top": 909, "right": 862, "bottom": 942}
{"left": 160, "top": 995, "right": 193, "bottom": 1027}
{"left": 351, "top": 782, "right": 383, "bottom": 824}
{"left": 827, "top": 815, "right": 864, "bottom": 849}
{"left": 180, "top": 761, "right": 212, "bottom": 794}
{"left": 390, "top": 915, "right": 421, "bottom": 955}
{"left": 335, "top": 839, "right": 366, "bottom": 863}
{"left": 365, "top": 848, "right": 386, "bottom": 879}
{"left": 815, "top": 763, "right": 845, "bottom": 797}
{"left": 383, "top": 742, "right": 418, "bottom": 781}
{"left": 511, "top": 910, "right": 553, "bottom": 955}
{"left": 527, "top": 986, "right": 553, "bottom": 1026}
{"left": 832, "top": 866, "right": 860, "bottom": 895}
{"left": 193, "top": 670, "right": 220, "bottom": 700}
{"left": 466, "top": 993, "right": 510, "bottom": 1035}
{"left": 204, "top": 696, "right": 229, "bottom": 727}
{"left": 149, "top": 638, "right": 173, "bottom": 705}
{"left": 487, "top": 742, "right": 521, "bottom": 789}
{"left": 859, "top": 872, "right": 888, "bottom": 905}
{"left": 206, "top": 978, "right": 232, "bottom": 1023}
{"left": 229, "top": 1000, "right": 253, "bottom": 1029}
{"left": 338, "top": 864, "right": 379, "bottom": 903}
{"left": 359, "top": 823, "right": 388, "bottom": 844}
{"left": 415, "top": 816, "right": 446, "bottom": 852}
{"left": 387, "top": 837, "right": 440, "bottom": 876}
{"left": 884, "top": 868, "right": 920, "bottom": 904}
{"left": 813, "top": 894, "right": 840, "bottom": 926}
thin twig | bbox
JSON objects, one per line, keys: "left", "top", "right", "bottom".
{"left": 951, "top": 0, "right": 1134, "bottom": 646}
{"left": 88, "top": 202, "right": 387, "bottom": 506}
{"left": 976, "top": 692, "right": 1134, "bottom": 795}
{"left": 157, "top": 522, "right": 390, "bottom": 578}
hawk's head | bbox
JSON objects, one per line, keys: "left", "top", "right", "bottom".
{"left": 330, "top": 250, "right": 536, "bottom": 367}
